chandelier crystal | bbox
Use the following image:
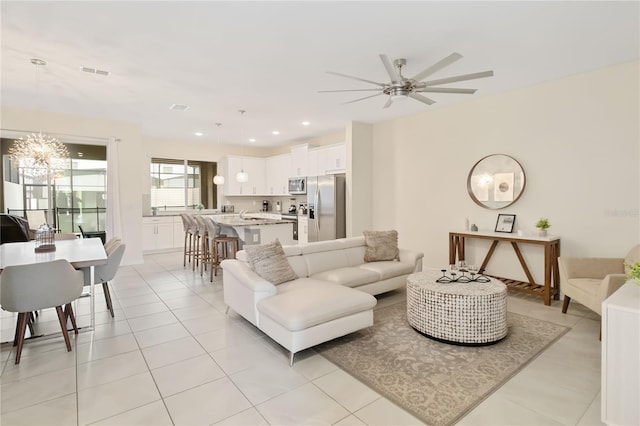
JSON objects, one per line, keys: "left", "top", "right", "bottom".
{"left": 9, "top": 132, "right": 70, "bottom": 177}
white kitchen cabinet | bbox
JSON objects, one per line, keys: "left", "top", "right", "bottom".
{"left": 243, "top": 156, "right": 266, "bottom": 195}
{"left": 298, "top": 216, "right": 308, "bottom": 244}
{"left": 602, "top": 282, "right": 640, "bottom": 426}
{"left": 306, "top": 149, "right": 319, "bottom": 177}
{"left": 223, "top": 156, "right": 267, "bottom": 196}
{"left": 290, "top": 145, "right": 309, "bottom": 177}
{"left": 306, "top": 143, "right": 346, "bottom": 176}
{"left": 143, "top": 216, "right": 175, "bottom": 252}
{"left": 266, "top": 153, "right": 290, "bottom": 195}
{"left": 323, "top": 143, "right": 346, "bottom": 174}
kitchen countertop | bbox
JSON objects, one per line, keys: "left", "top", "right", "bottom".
{"left": 207, "top": 214, "right": 293, "bottom": 227}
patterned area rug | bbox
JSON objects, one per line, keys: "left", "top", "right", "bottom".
{"left": 317, "top": 302, "right": 569, "bottom": 426}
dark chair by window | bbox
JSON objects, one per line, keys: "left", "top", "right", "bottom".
{"left": 0, "top": 214, "right": 30, "bottom": 244}
{"left": 78, "top": 225, "right": 106, "bottom": 244}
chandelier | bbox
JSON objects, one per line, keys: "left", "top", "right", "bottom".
{"left": 8, "top": 59, "right": 69, "bottom": 177}
{"left": 9, "top": 132, "right": 69, "bottom": 177}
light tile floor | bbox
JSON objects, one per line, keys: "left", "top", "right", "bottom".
{"left": 0, "top": 252, "right": 605, "bottom": 426}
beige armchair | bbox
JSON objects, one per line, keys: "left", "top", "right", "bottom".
{"left": 559, "top": 245, "right": 639, "bottom": 315}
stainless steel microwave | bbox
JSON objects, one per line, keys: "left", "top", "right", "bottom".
{"left": 288, "top": 177, "right": 306, "bottom": 194}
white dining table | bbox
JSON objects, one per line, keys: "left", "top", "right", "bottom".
{"left": 0, "top": 237, "right": 108, "bottom": 331}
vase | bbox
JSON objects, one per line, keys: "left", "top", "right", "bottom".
{"left": 537, "top": 229, "right": 547, "bottom": 237}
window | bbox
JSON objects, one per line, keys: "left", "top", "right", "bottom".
{"left": 1, "top": 139, "right": 107, "bottom": 233}
{"left": 150, "top": 158, "right": 218, "bottom": 212}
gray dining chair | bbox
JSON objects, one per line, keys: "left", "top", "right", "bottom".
{"left": 0, "top": 259, "right": 84, "bottom": 364}
{"left": 83, "top": 240, "right": 126, "bottom": 317}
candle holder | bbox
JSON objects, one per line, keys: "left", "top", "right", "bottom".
{"left": 436, "top": 268, "right": 490, "bottom": 283}
{"left": 34, "top": 224, "right": 56, "bottom": 253}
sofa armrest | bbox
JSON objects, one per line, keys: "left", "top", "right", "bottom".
{"left": 399, "top": 249, "right": 424, "bottom": 273}
{"left": 558, "top": 257, "right": 624, "bottom": 280}
{"left": 220, "top": 259, "right": 277, "bottom": 295}
{"left": 598, "top": 273, "right": 628, "bottom": 301}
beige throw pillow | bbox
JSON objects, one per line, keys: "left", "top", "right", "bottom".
{"left": 245, "top": 239, "right": 298, "bottom": 285}
{"left": 363, "top": 230, "right": 400, "bottom": 262}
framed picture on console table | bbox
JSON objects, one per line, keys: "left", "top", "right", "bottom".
{"left": 495, "top": 214, "right": 516, "bottom": 233}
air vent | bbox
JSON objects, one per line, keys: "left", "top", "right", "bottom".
{"left": 81, "top": 66, "right": 110, "bottom": 76}
{"left": 169, "top": 104, "right": 190, "bottom": 111}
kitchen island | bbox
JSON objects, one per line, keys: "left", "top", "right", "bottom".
{"left": 208, "top": 213, "right": 295, "bottom": 248}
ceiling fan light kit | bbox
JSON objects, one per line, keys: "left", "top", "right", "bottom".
{"left": 322, "top": 52, "right": 494, "bottom": 109}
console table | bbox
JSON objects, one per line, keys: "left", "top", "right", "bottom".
{"left": 449, "top": 231, "right": 560, "bottom": 305}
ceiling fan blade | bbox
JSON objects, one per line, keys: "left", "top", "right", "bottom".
{"left": 383, "top": 97, "right": 393, "bottom": 109}
{"left": 417, "top": 87, "right": 477, "bottom": 94}
{"left": 327, "top": 71, "right": 385, "bottom": 87}
{"left": 342, "top": 93, "right": 384, "bottom": 105}
{"left": 422, "top": 70, "right": 494, "bottom": 87}
{"left": 380, "top": 54, "right": 401, "bottom": 83}
{"left": 318, "top": 89, "right": 382, "bottom": 93}
{"left": 409, "top": 93, "right": 436, "bottom": 105}
{"left": 411, "top": 52, "right": 463, "bottom": 82}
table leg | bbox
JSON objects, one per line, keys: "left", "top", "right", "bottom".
{"left": 544, "top": 243, "right": 552, "bottom": 306}
{"left": 90, "top": 265, "right": 95, "bottom": 330}
{"left": 449, "top": 234, "right": 456, "bottom": 264}
{"left": 553, "top": 241, "right": 560, "bottom": 300}
{"left": 479, "top": 240, "right": 499, "bottom": 274}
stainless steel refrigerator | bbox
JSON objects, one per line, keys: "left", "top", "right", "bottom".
{"left": 307, "top": 174, "right": 346, "bottom": 242}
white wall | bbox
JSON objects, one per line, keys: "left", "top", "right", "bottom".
{"left": 346, "top": 121, "right": 373, "bottom": 236}
{"left": 371, "top": 60, "right": 640, "bottom": 284}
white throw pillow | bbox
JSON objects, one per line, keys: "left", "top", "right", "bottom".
{"left": 245, "top": 239, "right": 298, "bottom": 285}
{"left": 363, "top": 230, "right": 400, "bottom": 262}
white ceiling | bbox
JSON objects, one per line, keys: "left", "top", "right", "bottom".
{"left": 1, "top": 1, "right": 638, "bottom": 147}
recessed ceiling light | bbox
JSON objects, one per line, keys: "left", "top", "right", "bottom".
{"left": 272, "top": 130, "right": 280, "bottom": 135}
{"left": 194, "top": 132, "right": 203, "bottom": 136}
{"left": 249, "top": 138, "right": 256, "bottom": 142}
{"left": 301, "top": 121, "right": 311, "bottom": 126}
{"left": 169, "top": 104, "right": 190, "bottom": 111}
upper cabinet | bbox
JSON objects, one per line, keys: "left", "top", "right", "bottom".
{"left": 290, "top": 145, "right": 308, "bottom": 177}
{"left": 221, "top": 143, "right": 346, "bottom": 197}
{"left": 265, "top": 154, "right": 291, "bottom": 196}
{"left": 300, "top": 143, "right": 346, "bottom": 178}
{"left": 306, "top": 143, "right": 346, "bottom": 176}
{"left": 223, "top": 156, "right": 266, "bottom": 196}
{"left": 322, "top": 143, "right": 346, "bottom": 174}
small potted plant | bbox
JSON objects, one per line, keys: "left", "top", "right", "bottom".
{"left": 151, "top": 207, "right": 158, "bottom": 216}
{"left": 626, "top": 262, "right": 640, "bottom": 286}
{"left": 535, "top": 218, "right": 550, "bottom": 236}
{"left": 196, "top": 203, "right": 204, "bottom": 211}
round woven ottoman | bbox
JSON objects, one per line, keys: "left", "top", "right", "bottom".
{"left": 406, "top": 269, "right": 508, "bottom": 345}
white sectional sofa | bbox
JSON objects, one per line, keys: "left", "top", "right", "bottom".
{"left": 221, "top": 236, "right": 424, "bottom": 364}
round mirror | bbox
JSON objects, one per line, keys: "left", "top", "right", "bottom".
{"left": 467, "top": 154, "right": 526, "bottom": 209}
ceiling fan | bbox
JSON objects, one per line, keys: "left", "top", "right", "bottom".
{"left": 320, "top": 53, "right": 494, "bottom": 108}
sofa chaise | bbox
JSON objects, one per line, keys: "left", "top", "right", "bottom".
{"left": 221, "top": 235, "right": 424, "bottom": 364}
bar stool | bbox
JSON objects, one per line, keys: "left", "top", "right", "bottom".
{"left": 192, "top": 215, "right": 209, "bottom": 275}
{"left": 179, "top": 214, "right": 195, "bottom": 267}
{"left": 207, "top": 218, "right": 239, "bottom": 281}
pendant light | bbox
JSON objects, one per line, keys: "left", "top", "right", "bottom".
{"left": 235, "top": 110, "right": 249, "bottom": 183}
{"left": 9, "top": 59, "right": 70, "bottom": 226}
{"left": 9, "top": 59, "right": 70, "bottom": 176}
{"left": 213, "top": 123, "right": 225, "bottom": 185}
